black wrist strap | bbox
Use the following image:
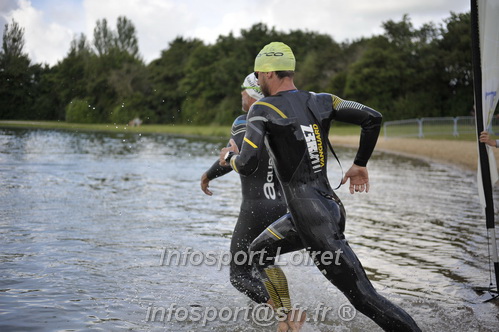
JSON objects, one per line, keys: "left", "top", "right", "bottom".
{"left": 224, "top": 151, "right": 235, "bottom": 163}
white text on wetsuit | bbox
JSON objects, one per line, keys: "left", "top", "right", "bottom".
{"left": 263, "top": 158, "right": 276, "bottom": 200}
{"left": 300, "top": 124, "right": 325, "bottom": 173}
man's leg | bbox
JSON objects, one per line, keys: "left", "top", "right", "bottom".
{"left": 250, "top": 213, "right": 307, "bottom": 331}
{"left": 289, "top": 197, "right": 421, "bottom": 332}
{"left": 229, "top": 211, "right": 270, "bottom": 303}
{"left": 310, "top": 238, "right": 421, "bottom": 331}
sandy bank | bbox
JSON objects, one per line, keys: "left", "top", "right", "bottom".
{"left": 330, "top": 135, "right": 499, "bottom": 172}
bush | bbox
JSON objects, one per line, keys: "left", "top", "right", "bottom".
{"left": 65, "top": 98, "right": 100, "bottom": 123}
{"left": 109, "top": 93, "right": 157, "bottom": 124}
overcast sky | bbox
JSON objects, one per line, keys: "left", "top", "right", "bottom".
{"left": 0, "top": 0, "right": 470, "bottom": 66}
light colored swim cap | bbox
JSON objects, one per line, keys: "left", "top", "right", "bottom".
{"left": 241, "top": 72, "right": 264, "bottom": 100}
{"left": 254, "top": 42, "right": 295, "bottom": 72}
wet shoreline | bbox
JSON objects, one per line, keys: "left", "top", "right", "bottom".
{"left": 331, "top": 134, "right": 499, "bottom": 172}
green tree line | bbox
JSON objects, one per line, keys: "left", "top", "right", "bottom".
{"left": 0, "top": 12, "right": 475, "bottom": 125}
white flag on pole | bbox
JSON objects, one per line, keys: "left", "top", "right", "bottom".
{"left": 477, "top": 0, "right": 499, "bottom": 205}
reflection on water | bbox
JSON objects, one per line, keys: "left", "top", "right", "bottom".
{"left": 0, "top": 128, "right": 498, "bottom": 331}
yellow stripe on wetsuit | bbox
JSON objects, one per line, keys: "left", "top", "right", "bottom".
{"left": 230, "top": 156, "right": 239, "bottom": 173}
{"left": 254, "top": 101, "right": 287, "bottom": 119}
{"left": 331, "top": 95, "right": 344, "bottom": 109}
{"left": 243, "top": 137, "right": 258, "bottom": 148}
{"left": 267, "top": 227, "right": 282, "bottom": 240}
{"left": 263, "top": 266, "right": 292, "bottom": 313}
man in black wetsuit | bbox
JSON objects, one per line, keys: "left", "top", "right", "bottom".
{"left": 220, "top": 42, "right": 421, "bottom": 332}
{"left": 201, "top": 73, "right": 303, "bottom": 331}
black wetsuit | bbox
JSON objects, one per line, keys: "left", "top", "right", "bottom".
{"left": 204, "top": 114, "right": 289, "bottom": 303}
{"left": 228, "top": 90, "right": 421, "bottom": 332}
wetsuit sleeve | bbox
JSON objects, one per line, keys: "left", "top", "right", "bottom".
{"left": 205, "top": 160, "right": 231, "bottom": 180}
{"left": 331, "top": 95, "right": 382, "bottom": 167}
{"left": 227, "top": 107, "right": 266, "bottom": 176}
{"left": 205, "top": 115, "right": 247, "bottom": 180}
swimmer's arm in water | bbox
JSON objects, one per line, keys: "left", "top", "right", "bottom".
{"left": 219, "top": 106, "right": 266, "bottom": 175}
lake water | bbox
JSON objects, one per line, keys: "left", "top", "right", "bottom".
{"left": 0, "top": 128, "right": 498, "bottom": 331}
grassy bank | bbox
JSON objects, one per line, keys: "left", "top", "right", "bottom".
{"left": 0, "top": 120, "right": 232, "bottom": 138}
{"left": 0, "top": 120, "right": 478, "bottom": 142}
{"left": 0, "top": 120, "right": 362, "bottom": 138}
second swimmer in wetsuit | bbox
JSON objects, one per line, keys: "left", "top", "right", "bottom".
{"left": 201, "top": 74, "right": 304, "bottom": 331}
{"left": 220, "top": 42, "right": 421, "bottom": 332}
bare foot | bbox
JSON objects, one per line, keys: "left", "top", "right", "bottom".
{"left": 287, "top": 309, "right": 307, "bottom": 332}
{"left": 277, "top": 320, "right": 290, "bottom": 332}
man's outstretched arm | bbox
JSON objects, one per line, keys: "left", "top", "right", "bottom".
{"left": 330, "top": 95, "right": 382, "bottom": 194}
{"left": 201, "top": 115, "right": 248, "bottom": 195}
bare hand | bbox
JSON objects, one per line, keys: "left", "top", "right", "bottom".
{"left": 200, "top": 173, "right": 212, "bottom": 196}
{"left": 342, "top": 164, "right": 369, "bottom": 194}
{"left": 480, "top": 131, "right": 497, "bottom": 147}
{"left": 219, "top": 138, "right": 239, "bottom": 166}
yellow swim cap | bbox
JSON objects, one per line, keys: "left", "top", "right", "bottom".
{"left": 254, "top": 42, "right": 295, "bottom": 72}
